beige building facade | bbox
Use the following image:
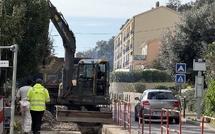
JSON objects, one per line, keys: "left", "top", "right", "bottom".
{"left": 114, "top": 5, "right": 181, "bottom": 71}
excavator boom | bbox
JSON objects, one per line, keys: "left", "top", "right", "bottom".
{"left": 49, "top": 1, "right": 75, "bottom": 97}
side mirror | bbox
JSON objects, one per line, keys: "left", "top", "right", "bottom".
{"left": 135, "top": 97, "right": 140, "bottom": 101}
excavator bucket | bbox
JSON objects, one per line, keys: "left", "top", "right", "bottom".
{"left": 56, "top": 110, "right": 113, "bottom": 123}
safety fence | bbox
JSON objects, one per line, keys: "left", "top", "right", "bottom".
{"left": 111, "top": 93, "right": 132, "bottom": 134}
{"left": 0, "top": 96, "right": 11, "bottom": 134}
{"left": 0, "top": 96, "right": 3, "bottom": 134}
{"left": 137, "top": 106, "right": 152, "bottom": 134}
{"left": 161, "top": 108, "right": 182, "bottom": 134}
{"left": 201, "top": 116, "right": 215, "bottom": 134}
{"left": 136, "top": 106, "right": 182, "bottom": 134}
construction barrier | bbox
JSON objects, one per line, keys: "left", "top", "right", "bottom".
{"left": 161, "top": 108, "right": 182, "bottom": 134}
{"left": 0, "top": 96, "right": 3, "bottom": 134}
{"left": 137, "top": 106, "right": 152, "bottom": 134}
{"left": 123, "top": 101, "right": 131, "bottom": 134}
{"left": 112, "top": 93, "right": 131, "bottom": 134}
{"left": 201, "top": 116, "right": 215, "bottom": 134}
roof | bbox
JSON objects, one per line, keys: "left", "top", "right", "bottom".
{"left": 133, "top": 6, "right": 181, "bottom": 18}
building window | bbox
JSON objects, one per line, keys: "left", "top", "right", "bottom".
{"left": 142, "top": 45, "right": 148, "bottom": 55}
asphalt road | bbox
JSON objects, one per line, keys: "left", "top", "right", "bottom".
{"left": 128, "top": 111, "right": 215, "bottom": 134}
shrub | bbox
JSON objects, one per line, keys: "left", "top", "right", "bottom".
{"left": 203, "top": 80, "right": 215, "bottom": 119}
{"left": 154, "top": 85, "right": 168, "bottom": 89}
{"left": 124, "top": 82, "right": 146, "bottom": 93}
{"left": 110, "top": 70, "right": 173, "bottom": 82}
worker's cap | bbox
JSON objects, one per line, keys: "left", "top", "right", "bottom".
{"left": 36, "top": 78, "right": 43, "bottom": 84}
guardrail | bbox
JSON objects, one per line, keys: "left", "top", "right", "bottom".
{"left": 112, "top": 93, "right": 131, "bottom": 134}
{"left": 123, "top": 101, "right": 131, "bottom": 134}
{"left": 201, "top": 116, "right": 215, "bottom": 134}
{"left": 137, "top": 106, "right": 152, "bottom": 134}
{"left": 161, "top": 108, "right": 182, "bottom": 134}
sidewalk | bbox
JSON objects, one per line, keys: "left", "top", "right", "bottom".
{"left": 183, "top": 112, "right": 215, "bottom": 131}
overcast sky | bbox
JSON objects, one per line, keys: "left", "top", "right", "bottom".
{"left": 49, "top": 0, "right": 195, "bottom": 57}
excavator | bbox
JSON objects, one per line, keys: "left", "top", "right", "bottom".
{"left": 41, "top": 1, "right": 113, "bottom": 123}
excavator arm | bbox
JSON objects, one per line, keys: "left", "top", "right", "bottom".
{"left": 47, "top": 1, "right": 112, "bottom": 124}
{"left": 48, "top": 1, "right": 76, "bottom": 97}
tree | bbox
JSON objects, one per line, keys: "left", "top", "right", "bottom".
{"left": 205, "top": 42, "right": 215, "bottom": 82}
{"left": 76, "top": 36, "right": 114, "bottom": 71}
{"left": 166, "top": 0, "right": 194, "bottom": 13}
{"left": 159, "top": 2, "right": 215, "bottom": 83}
{"left": 166, "top": 0, "right": 181, "bottom": 11}
{"left": 0, "top": 0, "right": 52, "bottom": 94}
{"left": 195, "top": 0, "right": 215, "bottom": 8}
{"left": 178, "top": 2, "right": 195, "bottom": 13}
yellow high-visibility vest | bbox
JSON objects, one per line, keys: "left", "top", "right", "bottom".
{"left": 26, "top": 84, "right": 50, "bottom": 111}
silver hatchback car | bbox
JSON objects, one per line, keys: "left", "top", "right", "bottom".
{"left": 134, "top": 89, "right": 181, "bottom": 124}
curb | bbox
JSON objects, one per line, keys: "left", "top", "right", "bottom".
{"left": 102, "top": 125, "right": 129, "bottom": 134}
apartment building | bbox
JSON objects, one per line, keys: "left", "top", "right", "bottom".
{"left": 114, "top": 5, "right": 181, "bottom": 71}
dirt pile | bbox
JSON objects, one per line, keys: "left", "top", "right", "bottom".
{"left": 41, "top": 110, "right": 79, "bottom": 131}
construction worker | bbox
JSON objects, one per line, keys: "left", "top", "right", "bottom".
{"left": 26, "top": 78, "right": 50, "bottom": 134}
{"left": 16, "top": 79, "right": 33, "bottom": 134}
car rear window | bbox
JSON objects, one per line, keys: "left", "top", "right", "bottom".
{"left": 147, "top": 92, "right": 175, "bottom": 100}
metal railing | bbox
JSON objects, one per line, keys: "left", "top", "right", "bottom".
{"left": 137, "top": 106, "right": 152, "bottom": 134}
{"left": 161, "top": 108, "right": 182, "bottom": 134}
{"left": 201, "top": 116, "right": 215, "bottom": 134}
{"left": 112, "top": 94, "right": 132, "bottom": 134}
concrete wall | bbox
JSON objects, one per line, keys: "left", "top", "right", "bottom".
{"left": 110, "top": 82, "right": 175, "bottom": 106}
{"left": 110, "top": 82, "right": 175, "bottom": 94}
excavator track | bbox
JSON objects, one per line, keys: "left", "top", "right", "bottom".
{"left": 56, "top": 110, "right": 113, "bottom": 123}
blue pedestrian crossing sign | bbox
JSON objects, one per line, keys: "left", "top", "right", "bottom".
{"left": 176, "top": 63, "right": 186, "bottom": 73}
{"left": 176, "top": 74, "right": 186, "bottom": 84}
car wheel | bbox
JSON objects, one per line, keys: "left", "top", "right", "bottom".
{"left": 169, "top": 118, "right": 174, "bottom": 124}
{"left": 135, "top": 115, "right": 138, "bottom": 121}
{"left": 175, "top": 118, "right": 179, "bottom": 124}
{"left": 134, "top": 109, "right": 138, "bottom": 122}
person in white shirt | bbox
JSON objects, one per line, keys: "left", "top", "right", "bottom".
{"left": 16, "top": 79, "right": 33, "bottom": 134}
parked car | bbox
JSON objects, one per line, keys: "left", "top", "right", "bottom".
{"left": 134, "top": 89, "right": 181, "bottom": 124}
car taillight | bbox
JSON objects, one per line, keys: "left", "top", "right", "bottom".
{"left": 174, "top": 101, "right": 180, "bottom": 107}
{"left": 142, "top": 100, "right": 150, "bottom": 107}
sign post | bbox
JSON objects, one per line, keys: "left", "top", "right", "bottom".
{"left": 193, "top": 59, "right": 206, "bottom": 119}
{"left": 0, "top": 45, "right": 18, "bottom": 134}
{"left": 175, "top": 63, "right": 186, "bottom": 96}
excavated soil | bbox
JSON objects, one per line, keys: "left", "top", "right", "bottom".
{"left": 15, "top": 110, "right": 103, "bottom": 134}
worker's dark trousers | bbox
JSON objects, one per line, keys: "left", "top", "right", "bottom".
{"left": 30, "top": 110, "right": 44, "bottom": 134}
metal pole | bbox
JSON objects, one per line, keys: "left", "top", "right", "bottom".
{"left": 183, "top": 97, "right": 186, "bottom": 118}
{"left": 179, "top": 84, "right": 181, "bottom": 96}
{"left": 197, "top": 71, "right": 202, "bottom": 119}
{"left": 9, "top": 44, "right": 18, "bottom": 134}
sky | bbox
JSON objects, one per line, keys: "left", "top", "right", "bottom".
{"left": 49, "top": 0, "right": 195, "bottom": 57}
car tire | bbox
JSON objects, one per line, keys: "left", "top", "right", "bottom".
{"left": 169, "top": 118, "right": 174, "bottom": 124}
{"left": 175, "top": 118, "right": 179, "bottom": 124}
{"left": 135, "top": 115, "right": 138, "bottom": 122}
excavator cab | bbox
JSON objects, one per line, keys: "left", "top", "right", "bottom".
{"left": 76, "top": 59, "right": 109, "bottom": 97}
{"left": 56, "top": 59, "right": 112, "bottom": 123}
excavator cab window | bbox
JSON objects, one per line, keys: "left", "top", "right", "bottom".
{"left": 78, "top": 64, "right": 94, "bottom": 78}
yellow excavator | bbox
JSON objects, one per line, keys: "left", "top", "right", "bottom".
{"left": 40, "top": 1, "right": 112, "bottom": 123}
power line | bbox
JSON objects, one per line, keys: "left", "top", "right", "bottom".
{"left": 50, "top": 26, "right": 176, "bottom": 36}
